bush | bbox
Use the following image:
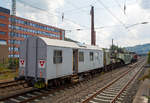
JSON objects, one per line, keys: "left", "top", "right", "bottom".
{"left": 8, "top": 58, "right": 19, "bottom": 69}
{"left": 140, "top": 69, "right": 150, "bottom": 81}
{"left": 147, "top": 51, "right": 150, "bottom": 65}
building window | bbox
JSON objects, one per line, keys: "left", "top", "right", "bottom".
{"left": 53, "top": 50, "right": 62, "bottom": 64}
{"left": 10, "top": 17, "right": 15, "bottom": 22}
{"left": 14, "top": 47, "right": 19, "bottom": 51}
{"left": 79, "top": 52, "right": 84, "bottom": 62}
{"left": 14, "top": 55, "right": 19, "bottom": 58}
{"left": 90, "top": 52, "right": 94, "bottom": 61}
{"left": 9, "top": 55, "right": 13, "bottom": 58}
{"left": 0, "top": 31, "right": 6, "bottom": 35}
{"left": 0, "top": 40, "right": 7, "bottom": 45}
{"left": 0, "top": 23, "right": 6, "bottom": 27}
{"left": 0, "top": 15, "right": 6, "bottom": 19}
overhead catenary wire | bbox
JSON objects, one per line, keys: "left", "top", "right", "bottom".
{"left": 112, "top": 0, "right": 127, "bottom": 16}
{"left": 95, "top": 0, "right": 145, "bottom": 47}
{"left": 16, "top": 0, "right": 144, "bottom": 47}
{"left": 96, "top": 0, "right": 140, "bottom": 39}
{"left": 97, "top": 0, "right": 127, "bottom": 28}
{"left": 64, "top": 0, "right": 90, "bottom": 15}
{"left": 17, "top": 0, "right": 88, "bottom": 29}
{"left": 65, "top": 24, "right": 125, "bottom": 32}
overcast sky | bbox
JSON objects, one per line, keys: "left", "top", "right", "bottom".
{"left": 1, "top": 0, "right": 150, "bottom": 48}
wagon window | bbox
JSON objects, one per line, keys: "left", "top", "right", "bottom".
{"left": 79, "top": 52, "right": 84, "bottom": 62}
{"left": 90, "top": 52, "right": 94, "bottom": 61}
{"left": 53, "top": 50, "right": 62, "bottom": 64}
{"left": 95, "top": 52, "right": 99, "bottom": 60}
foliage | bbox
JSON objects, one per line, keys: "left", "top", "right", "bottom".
{"left": 8, "top": 58, "right": 19, "bottom": 69}
{"left": 110, "top": 45, "right": 125, "bottom": 53}
{"left": 0, "top": 64, "right": 10, "bottom": 72}
{"left": 140, "top": 69, "right": 150, "bottom": 81}
{"left": 126, "top": 43, "right": 150, "bottom": 55}
{"left": 0, "top": 59, "right": 9, "bottom": 70}
{"left": 147, "top": 51, "right": 150, "bottom": 64}
{"left": 0, "top": 58, "right": 19, "bottom": 72}
{"left": 0, "top": 72, "right": 17, "bottom": 80}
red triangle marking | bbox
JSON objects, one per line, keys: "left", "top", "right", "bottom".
{"left": 20, "top": 60, "right": 24, "bottom": 65}
{"left": 40, "top": 60, "right": 45, "bottom": 67}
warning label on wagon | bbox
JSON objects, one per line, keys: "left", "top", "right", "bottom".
{"left": 39, "top": 60, "right": 46, "bottom": 68}
{"left": 20, "top": 59, "right": 25, "bottom": 67}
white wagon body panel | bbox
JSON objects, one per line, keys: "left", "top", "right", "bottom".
{"left": 19, "top": 36, "right": 104, "bottom": 82}
{"left": 78, "top": 49, "right": 103, "bottom": 73}
{"left": 19, "top": 37, "right": 47, "bottom": 79}
{"left": 46, "top": 46, "right": 73, "bottom": 80}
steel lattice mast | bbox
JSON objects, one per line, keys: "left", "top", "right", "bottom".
{"left": 11, "top": 0, "right": 16, "bottom": 66}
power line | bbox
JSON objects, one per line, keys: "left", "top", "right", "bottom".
{"left": 17, "top": 0, "right": 88, "bottom": 28}
{"left": 65, "top": 24, "right": 127, "bottom": 32}
{"left": 63, "top": 6, "right": 90, "bottom": 14}
{"left": 97, "top": 0, "right": 127, "bottom": 28}
{"left": 65, "top": 0, "right": 90, "bottom": 15}
{"left": 96, "top": 0, "right": 142, "bottom": 45}
{"left": 112, "top": 0, "right": 127, "bottom": 16}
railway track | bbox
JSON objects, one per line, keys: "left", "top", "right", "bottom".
{"left": 0, "top": 80, "right": 26, "bottom": 88}
{"left": 0, "top": 85, "right": 69, "bottom": 103}
{"left": 81, "top": 60, "right": 145, "bottom": 103}
{"left": 0, "top": 59, "right": 144, "bottom": 103}
{"left": 0, "top": 65, "right": 132, "bottom": 103}
{"left": 0, "top": 80, "right": 30, "bottom": 100}
{"left": 53, "top": 61, "right": 140, "bottom": 103}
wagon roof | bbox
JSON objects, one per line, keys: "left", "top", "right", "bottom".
{"left": 39, "top": 37, "right": 102, "bottom": 50}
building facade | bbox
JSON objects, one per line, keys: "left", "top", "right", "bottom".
{"left": 0, "top": 7, "right": 10, "bottom": 45}
{"left": 0, "top": 45, "right": 8, "bottom": 63}
{"left": 0, "top": 7, "right": 65, "bottom": 58}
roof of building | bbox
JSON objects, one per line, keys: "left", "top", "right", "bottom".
{"left": 13, "top": 16, "right": 65, "bottom": 31}
{"left": 0, "top": 7, "right": 10, "bottom": 14}
{"left": 39, "top": 36, "right": 102, "bottom": 50}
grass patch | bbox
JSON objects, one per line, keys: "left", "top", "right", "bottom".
{"left": 101, "top": 71, "right": 105, "bottom": 75}
{"left": 0, "top": 68, "right": 12, "bottom": 72}
{"left": 0, "top": 62, "right": 18, "bottom": 81}
{"left": 139, "top": 68, "right": 150, "bottom": 81}
{"left": 0, "top": 63, "right": 10, "bottom": 72}
{"left": 0, "top": 72, "right": 17, "bottom": 80}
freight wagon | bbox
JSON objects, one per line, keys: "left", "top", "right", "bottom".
{"left": 18, "top": 36, "right": 135, "bottom": 88}
{"left": 18, "top": 36, "right": 104, "bottom": 88}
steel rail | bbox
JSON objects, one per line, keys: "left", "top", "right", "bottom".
{"left": 18, "top": 85, "right": 73, "bottom": 103}
{"left": 111, "top": 63, "right": 145, "bottom": 103}
{"left": 81, "top": 60, "right": 144, "bottom": 103}
{"left": 56, "top": 61, "right": 139, "bottom": 103}
{"left": 0, "top": 80, "right": 26, "bottom": 88}
{"left": 0, "top": 80, "right": 23, "bottom": 85}
{"left": 0, "top": 88, "right": 36, "bottom": 101}
{"left": 0, "top": 59, "right": 144, "bottom": 103}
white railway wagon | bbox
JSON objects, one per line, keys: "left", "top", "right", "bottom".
{"left": 19, "top": 36, "right": 103, "bottom": 86}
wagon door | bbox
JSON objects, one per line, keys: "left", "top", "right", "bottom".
{"left": 26, "top": 38, "right": 38, "bottom": 79}
{"left": 73, "top": 49, "right": 78, "bottom": 74}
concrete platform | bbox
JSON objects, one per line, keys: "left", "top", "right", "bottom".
{"left": 133, "top": 68, "right": 150, "bottom": 103}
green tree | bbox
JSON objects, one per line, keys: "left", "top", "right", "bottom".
{"left": 147, "top": 51, "right": 150, "bottom": 64}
